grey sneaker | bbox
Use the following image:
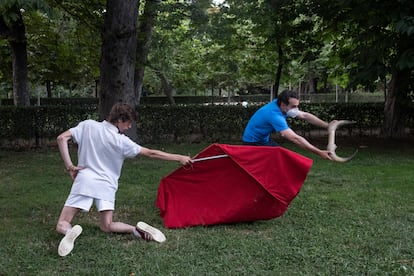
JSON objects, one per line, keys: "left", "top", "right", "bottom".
{"left": 58, "top": 225, "right": 83, "bottom": 256}
{"left": 136, "top": 221, "right": 166, "bottom": 243}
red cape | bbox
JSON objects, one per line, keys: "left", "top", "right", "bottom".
{"left": 156, "top": 144, "right": 313, "bottom": 228}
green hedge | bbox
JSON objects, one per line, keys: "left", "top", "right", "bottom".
{"left": 0, "top": 106, "right": 98, "bottom": 148}
{"left": 136, "top": 105, "right": 256, "bottom": 144}
{"left": 0, "top": 102, "right": 412, "bottom": 149}
{"left": 0, "top": 92, "right": 385, "bottom": 106}
{"left": 0, "top": 95, "right": 264, "bottom": 106}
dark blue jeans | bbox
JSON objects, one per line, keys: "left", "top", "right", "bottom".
{"left": 242, "top": 140, "right": 279, "bottom": 146}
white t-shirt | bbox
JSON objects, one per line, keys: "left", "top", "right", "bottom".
{"left": 69, "top": 120, "right": 141, "bottom": 201}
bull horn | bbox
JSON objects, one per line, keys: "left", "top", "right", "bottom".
{"left": 327, "top": 120, "right": 358, "bottom": 162}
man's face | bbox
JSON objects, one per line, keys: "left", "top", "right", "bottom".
{"left": 117, "top": 120, "right": 132, "bottom": 133}
{"left": 281, "top": 98, "right": 299, "bottom": 114}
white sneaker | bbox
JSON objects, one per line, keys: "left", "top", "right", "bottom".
{"left": 136, "top": 221, "right": 166, "bottom": 243}
{"left": 58, "top": 225, "right": 83, "bottom": 256}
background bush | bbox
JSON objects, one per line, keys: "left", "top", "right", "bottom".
{"left": 0, "top": 100, "right": 413, "bottom": 149}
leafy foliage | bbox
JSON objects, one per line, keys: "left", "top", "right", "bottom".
{"left": 316, "top": 0, "right": 414, "bottom": 90}
{"left": 1, "top": 0, "right": 412, "bottom": 98}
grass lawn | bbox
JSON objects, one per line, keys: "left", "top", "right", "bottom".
{"left": 0, "top": 140, "right": 413, "bottom": 275}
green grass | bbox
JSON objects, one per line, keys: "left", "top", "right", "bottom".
{"left": 0, "top": 141, "right": 413, "bottom": 275}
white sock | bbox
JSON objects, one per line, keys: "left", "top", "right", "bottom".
{"left": 133, "top": 228, "right": 142, "bottom": 238}
{"left": 64, "top": 227, "right": 72, "bottom": 235}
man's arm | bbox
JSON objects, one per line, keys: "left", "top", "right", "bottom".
{"left": 139, "top": 147, "right": 193, "bottom": 166}
{"left": 280, "top": 128, "right": 332, "bottom": 160}
{"left": 296, "top": 111, "right": 329, "bottom": 129}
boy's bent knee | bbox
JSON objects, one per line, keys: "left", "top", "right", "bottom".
{"left": 99, "top": 224, "right": 111, "bottom": 233}
{"left": 56, "top": 220, "right": 71, "bottom": 235}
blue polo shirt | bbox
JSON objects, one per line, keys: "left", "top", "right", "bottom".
{"left": 242, "top": 99, "right": 289, "bottom": 143}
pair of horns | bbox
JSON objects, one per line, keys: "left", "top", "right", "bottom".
{"left": 327, "top": 120, "right": 358, "bottom": 162}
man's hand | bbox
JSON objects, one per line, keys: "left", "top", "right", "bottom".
{"left": 319, "top": 150, "right": 333, "bottom": 161}
{"left": 328, "top": 120, "right": 339, "bottom": 130}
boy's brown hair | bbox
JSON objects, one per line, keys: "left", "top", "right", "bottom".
{"left": 107, "top": 103, "right": 137, "bottom": 123}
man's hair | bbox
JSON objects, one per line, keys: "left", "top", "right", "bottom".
{"left": 277, "top": 90, "right": 298, "bottom": 107}
{"left": 107, "top": 103, "right": 137, "bottom": 123}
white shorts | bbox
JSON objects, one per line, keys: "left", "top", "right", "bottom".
{"left": 64, "top": 194, "right": 115, "bottom": 212}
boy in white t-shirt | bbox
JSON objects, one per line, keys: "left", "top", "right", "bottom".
{"left": 56, "top": 103, "right": 193, "bottom": 257}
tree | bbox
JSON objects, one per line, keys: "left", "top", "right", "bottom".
{"left": 134, "top": 0, "right": 161, "bottom": 104}
{"left": 25, "top": 6, "right": 101, "bottom": 97}
{"left": 316, "top": 0, "right": 414, "bottom": 138}
{"left": 0, "top": 0, "right": 101, "bottom": 103}
{"left": 99, "top": 0, "right": 139, "bottom": 121}
{"left": 0, "top": 1, "right": 34, "bottom": 106}
{"left": 142, "top": 0, "right": 213, "bottom": 102}
{"left": 218, "top": 0, "right": 330, "bottom": 99}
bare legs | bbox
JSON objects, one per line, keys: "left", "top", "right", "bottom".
{"left": 56, "top": 207, "right": 135, "bottom": 235}
{"left": 56, "top": 206, "right": 80, "bottom": 235}
{"left": 99, "top": 210, "right": 135, "bottom": 234}
{"left": 56, "top": 206, "right": 165, "bottom": 257}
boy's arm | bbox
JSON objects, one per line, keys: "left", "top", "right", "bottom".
{"left": 139, "top": 147, "right": 193, "bottom": 166}
{"left": 57, "top": 130, "right": 81, "bottom": 179}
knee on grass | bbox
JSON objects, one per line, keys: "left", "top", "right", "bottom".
{"left": 99, "top": 223, "right": 112, "bottom": 233}
{"left": 56, "top": 221, "right": 71, "bottom": 235}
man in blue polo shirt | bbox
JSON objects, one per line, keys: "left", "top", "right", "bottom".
{"left": 242, "top": 90, "right": 334, "bottom": 160}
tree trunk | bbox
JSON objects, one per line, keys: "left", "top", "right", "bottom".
{"left": 46, "top": 80, "right": 52, "bottom": 97}
{"left": 306, "top": 76, "right": 318, "bottom": 94}
{"left": 11, "top": 39, "right": 29, "bottom": 106}
{"left": 99, "top": 0, "right": 139, "bottom": 121}
{"left": 134, "top": 0, "right": 160, "bottom": 105}
{"left": 272, "top": 45, "right": 283, "bottom": 100}
{"left": 95, "top": 79, "right": 99, "bottom": 98}
{"left": 321, "top": 69, "right": 328, "bottom": 93}
{"left": 154, "top": 69, "right": 176, "bottom": 105}
{"left": 381, "top": 68, "right": 410, "bottom": 138}
{"left": 0, "top": 8, "right": 30, "bottom": 106}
